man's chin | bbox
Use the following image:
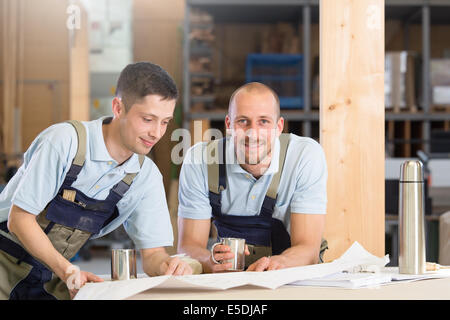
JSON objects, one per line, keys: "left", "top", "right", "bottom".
{"left": 243, "top": 153, "right": 264, "bottom": 165}
{"left": 130, "top": 144, "right": 153, "bottom": 156}
{"left": 139, "top": 146, "right": 153, "bottom": 155}
{"left": 235, "top": 144, "right": 270, "bottom": 165}
{"left": 245, "top": 149, "right": 272, "bottom": 165}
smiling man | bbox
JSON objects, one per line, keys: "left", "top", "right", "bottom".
{"left": 177, "top": 82, "right": 328, "bottom": 273}
{"left": 0, "top": 62, "right": 192, "bottom": 300}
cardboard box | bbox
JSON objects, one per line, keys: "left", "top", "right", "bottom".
{"left": 385, "top": 51, "right": 417, "bottom": 111}
{"left": 433, "top": 86, "right": 450, "bottom": 105}
{"left": 431, "top": 59, "right": 450, "bottom": 105}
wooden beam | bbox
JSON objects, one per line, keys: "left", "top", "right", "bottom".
{"left": 69, "top": 0, "right": 89, "bottom": 121}
{"left": 12, "top": 0, "right": 71, "bottom": 150}
{"left": 2, "top": 0, "right": 18, "bottom": 157}
{"left": 320, "top": 0, "right": 385, "bottom": 261}
{"left": 133, "top": 0, "right": 185, "bottom": 198}
{"left": 190, "top": 118, "right": 211, "bottom": 145}
{"left": 1, "top": 0, "right": 25, "bottom": 163}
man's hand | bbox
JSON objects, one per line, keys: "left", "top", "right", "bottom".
{"left": 64, "top": 265, "right": 104, "bottom": 299}
{"left": 210, "top": 243, "right": 233, "bottom": 272}
{"left": 159, "top": 256, "right": 193, "bottom": 276}
{"left": 246, "top": 254, "right": 288, "bottom": 272}
{"left": 210, "top": 244, "right": 250, "bottom": 273}
{"left": 248, "top": 213, "right": 327, "bottom": 272}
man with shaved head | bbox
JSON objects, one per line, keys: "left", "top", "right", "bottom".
{"left": 177, "top": 82, "right": 328, "bottom": 272}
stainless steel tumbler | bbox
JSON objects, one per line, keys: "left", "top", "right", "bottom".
{"left": 398, "top": 160, "right": 426, "bottom": 274}
{"left": 111, "top": 249, "right": 137, "bottom": 280}
{"left": 211, "top": 238, "right": 246, "bottom": 271}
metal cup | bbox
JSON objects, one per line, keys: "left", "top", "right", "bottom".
{"left": 211, "top": 237, "right": 246, "bottom": 271}
{"left": 111, "top": 249, "right": 137, "bottom": 281}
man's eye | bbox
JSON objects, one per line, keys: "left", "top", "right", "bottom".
{"left": 143, "top": 118, "right": 152, "bottom": 122}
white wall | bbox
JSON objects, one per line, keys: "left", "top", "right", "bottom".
{"left": 80, "top": 0, "right": 133, "bottom": 120}
{"left": 81, "top": 0, "right": 133, "bottom": 72}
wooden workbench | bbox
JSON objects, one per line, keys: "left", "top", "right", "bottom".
{"left": 127, "top": 277, "right": 450, "bottom": 300}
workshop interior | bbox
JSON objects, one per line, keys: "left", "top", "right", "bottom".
{"left": 0, "top": 0, "right": 450, "bottom": 299}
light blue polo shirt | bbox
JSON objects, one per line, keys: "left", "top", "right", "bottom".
{"left": 178, "top": 134, "right": 328, "bottom": 235}
{"left": 0, "top": 117, "right": 173, "bottom": 250}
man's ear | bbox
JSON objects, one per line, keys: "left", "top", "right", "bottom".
{"left": 225, "top": 114, "right": 231, "bottom": 129}
{"left": 277, "top": 116, "right": 285, "bottom": 136}
{"left": 225, "top": 114, "right": 232, "bottom": 136}
{"left": 112, "top": 97, "right": 125, "bottom": 117}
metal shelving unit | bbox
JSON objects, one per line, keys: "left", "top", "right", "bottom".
{"left": 183, "top": 0, "right": 450, "bottom": 151}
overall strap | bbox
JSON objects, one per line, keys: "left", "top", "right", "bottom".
{"left": 64, "top": 120, "right": 87, "bottom": 186}
{"left": 109, "top": 154, "right": 146, "bottom": 199}
{"left": 207, "top": 138, "right": 226, "bottom": 194}
{"left": 64, "top": 119, "right": 146, "bottom": 194}
{"left": 260, "top": 133, "right": 290, "bottom": 217}
{"left": 81, "top": 154, "right": 146, "bottom": 213}
{"left": 208, "top": 134, "right": 290, "bottom": 197}
{"left": 207, "top": 138, "right": 226, "bottom": 213}
{"left": 266, "top": 133, "right": 290, "bottom": 199}
{"left": 207, "top": 135, "right": 290, "bottom": 217}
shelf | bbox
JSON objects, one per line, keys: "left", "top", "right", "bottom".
{"left": 184, "top": 0, "right": 450, "bottom": 155}
{"left": 188, "top": 0, "right": 318, "bottom": 6}
{"left": 425, "top": 113, "right": 450, "bottom": 121}
{"left": 189, "top": 110, "right": 450, "bottom": 122}
{"left": 187, "top": 1, "right": 450, "bottom": 24}
{"left": 189, "top": 109, "right": 318, "bottom": 121}
{"left": 190, "top": 72, "right": 215, "bottom": 78}
{"left": 188, "top": 0, "right": 317, "bottom": 24}
{"left": 387, "top": 0, "right": 450, "bottom": 5}
{"left": 248, "top": 75, "right": 303, "bottom": 81}
{"left": 189, "top": 110, "right": 226, "bottom": 121}
{"left": 190, "top": 22, "right": 214, "bottom": 29}
{"left": 386, "top": 112, "right": 450, "bottom": 121}
{"left": 191, "top": 95, "right": 215, "bottom": 104}
{"left": 190, "top": 46, "right": 213, "bottom": 56}
{"left": 188, "top": 0, "right": 450, "bottom": 6}
{"left": 385, "top": 5, "right": 450, "bottom": 24}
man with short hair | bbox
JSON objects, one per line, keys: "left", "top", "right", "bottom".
{"left": 177, "top": 82, "right": 328, "bottom": 273}
{"left": 0, "top": 62, "right": 192, "bottom": 300}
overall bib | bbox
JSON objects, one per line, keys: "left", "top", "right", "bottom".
{"left": 0, "top": 120, "right": 144, "bottom": 300}
{"left": 207, "top": 134, "right": 328, "bottom": 268}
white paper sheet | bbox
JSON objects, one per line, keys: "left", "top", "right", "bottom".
{"left": 290, "top": 272, "right": 393, "bottom": 289}
{"left": 381, "top": 267, "right": 450, "bottom": 283}
{"left": 288, "top": 241, "right": 390, "bottom": 288}
{"left": 74, "top": 241, "right": 388, "bottom": 300}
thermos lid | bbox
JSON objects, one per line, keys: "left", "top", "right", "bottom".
{"left": 400, "top": 160, "right": 424, "bottom": 182}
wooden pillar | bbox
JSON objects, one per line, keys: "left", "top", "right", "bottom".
{"left": 320, "top": 0, "right": 385, "bottom": 260}
{"left": 133, "top": 0, "right": 185, "bottom": 197}
{"left": 2, "top": 0, "right": 90, "bottom": 152}
{"left": 69, "top": 0, "right": 89, "bottom": 121}
{"left": 1, "top": 0, "right": 24, "bottom": 160}
{"left": 190, "top": 118, "right": 211, "bottom": 145}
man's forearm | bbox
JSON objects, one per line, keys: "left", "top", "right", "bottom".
{"left": 280, "top": 244, "right": 320, "bottom": 267}
{"left": 141, "top": 249, "right": 169, "bottom": 276}
{"left": 8, "top": 205, "right": 72, "bottom": 281}
{"left": 178, "top": 244, "right": 213, "bottom": 273}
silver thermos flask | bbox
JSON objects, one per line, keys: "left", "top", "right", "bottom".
{"left": 398, "top": 160, "right": 426, "bottom": 274}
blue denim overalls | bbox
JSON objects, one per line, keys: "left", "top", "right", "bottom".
{"left": 207, "top": 134, "right": 327, "bottom": 268}
{"left": 0, "top": 119, "right": 144, "bottom": 299}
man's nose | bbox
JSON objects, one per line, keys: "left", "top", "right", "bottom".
{"left": 147, "top": 122, "right": 162, "bottom": 140}
{"left": 246, "top": 123, "right": 259, "bottom": 139}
